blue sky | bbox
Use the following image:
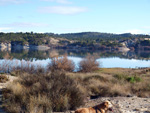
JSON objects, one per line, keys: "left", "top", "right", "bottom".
{"left": 0, "top": 0, "right": 150, "bottom": 34}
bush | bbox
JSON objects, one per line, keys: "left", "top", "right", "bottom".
{"left": 114, "top": 74, "right": 127, "bottom": 80}
{"left": 83, "top": 75, "right": 107, "bottom": 82}
{"left": 114, "top": 74, "right": 142, "bottom": 83}
{"left": 0, "top": 59, "right": 46, "bottom": 74}
{"left": 3, "top": 70, "right": 85, "bottom": 113}
{"left": 127, "top": 76, "right": 142, "bottom": 83}
{"left": 0, "top": 74, "right": 9, "bottom": 83}
{"left": 79, "top": 54, "right": 99, "bottom": 72}
{"left": 47, "top": 54, "right": 75, "bottom": 72}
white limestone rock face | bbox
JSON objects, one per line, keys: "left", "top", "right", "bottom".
{"left": 0, "top": 43, "right": 11, "bottom": 51}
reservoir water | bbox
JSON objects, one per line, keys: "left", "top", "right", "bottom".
{"left": 0, "top": 49, "right": 150, "bottom": 72}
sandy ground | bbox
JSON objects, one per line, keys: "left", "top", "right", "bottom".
{"left": 54, "top": 96, "right": 150, "bottom": 113}
{"left": 55, "top": 97, "right": 150, "bottom": 113}
{"left": 0, "top": 75, "right": 17, "bottom": 89}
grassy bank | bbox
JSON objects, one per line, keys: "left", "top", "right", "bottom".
{"left": 67, "top": 68, "right": 150, "bottom": 97}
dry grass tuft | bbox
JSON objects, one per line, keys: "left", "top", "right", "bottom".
{"left": 79, "top": 54, "right": 99, "bottom": 72}
{"left": 47, "top": 54, "right": 75, "bottom": 72}
{"left": 0, "top": 74, "right": 9, "bottom": 83}
{"left": 67, "top": 68, "right": 150, "bottom": 98}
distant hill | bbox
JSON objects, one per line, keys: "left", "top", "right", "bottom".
{"left": 54, "top": 32, "right": 150, "bottom": 41}
{"left": 0, "top": 32, "right": 66, "bottom": 46}
{"left": 0, "top": 32, "right": 150, "bottom": 48}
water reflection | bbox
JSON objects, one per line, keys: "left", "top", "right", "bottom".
{"left": 0, "top": 49, "right": 150, "bottom": 69}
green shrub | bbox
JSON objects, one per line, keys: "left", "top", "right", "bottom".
{"left": 114, "top": 74, "right": 142, "bottom": 83}
{"left": 127, "top": 77, "right": 135, "bottom": 83}
{"left": 127, "top": 76, "right": 142, "bottom": 83}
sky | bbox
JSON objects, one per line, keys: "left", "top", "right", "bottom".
{"left": 0, "top": 0, "right": 150, "bottom": 34}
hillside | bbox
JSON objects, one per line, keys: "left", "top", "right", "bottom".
{"left": 58, "top": 32, "right": 150, "bottom": 41}
{"left": 55, "top": 32, "right": 150, "bottom": 50}
{"left": 1, "top": 32, "right": 150, "bottom": 51}
{"left": 1, "top": 32, "right": 150, "bottom": 44}
{"left": 0, "top": 32, "right": 70, "bottom": 46}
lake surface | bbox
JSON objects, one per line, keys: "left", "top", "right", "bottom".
{"left": 0, "top": 49, "right": 150, "bottom": 72}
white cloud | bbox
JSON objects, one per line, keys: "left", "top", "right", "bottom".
{"left": 126, "top": 29, "right": 143, "bottom": 34}
{"left": 41, "top": 0, "right": 72, "bottom": 4}
{"left": 39, "top": 6, "right": 87, "bottom": 15}
{"left": 0, "top": 27, "right": 12, "bottom": 32}
{"left": 122, "top": 29, "right": 149, "bottom": 35}
{"left": 3, "top": 22, "right": 50, "bottom": 28}
{"left": 0, "top": 0, "right": 25, "bottom": 5}
{"left": 143, "top": 26, "right": 150, "bottom": 29}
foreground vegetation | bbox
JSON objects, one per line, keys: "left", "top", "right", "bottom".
{"left": 3, "top": 67, "right": 150, "bottom": 113}
{"left": 1, "top": 55, "right": 150, "bottom": 113}
{"left": 3, "top": 70, "right": 85, "bottom": 113}
{"left": 68, "top": 68, "right": 150, "bottom": 97}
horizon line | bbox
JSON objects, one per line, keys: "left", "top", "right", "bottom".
{"left": 0, "top": 31, "right": 150, "bottom": 35}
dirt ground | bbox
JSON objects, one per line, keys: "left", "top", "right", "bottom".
{"left": 58, "top": 96, "right": 150, "bottom": 113}
{"left": 84, "top": 96, "right": 150, "bottom": 113}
